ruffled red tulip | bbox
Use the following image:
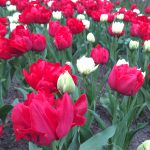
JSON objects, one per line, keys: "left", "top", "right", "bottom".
{"left": 0, "top": 126, "right": 2, "bottom": 137}
{"left": 67, "top": 18, "right": 85, "bottom": 34}
{"left": 62, "top": 5, "right": 74, "bottom": 18}
{"left": 23, "top": 59, "right": 77, "bottom": 93}
{"left": 31, "top": 33, "right": 46, "bottom": 52}
{"left": 90, "top": 44, "right": 109, "bottom": 65}
{"left": 0, "top": 0, "right": 6, "bottom": 7}
{"left": 48, "top": 20, "right": 61, "bottom": 37}
{"left": 144, "top": 6, "right": 150, "bottom": 14}
{"left": 19, "top": 4, "right": 52, "bottom": 24}
{"left": 108, "top": 59, "right": 145, "bottom": 96}
{"left": 8, "top": 25, "right": 32, "bottom": 56}
{"left": 54, "top": 26, "right": 72, "bottom": 50}
{"left": 11, "top": 91, "right": 87, "bottom": 146}
{"left": 0, "top": 37, "right": 13, "bottom": 59}
{"left": 0, "top": 23, "right": 7, "bottom": 37}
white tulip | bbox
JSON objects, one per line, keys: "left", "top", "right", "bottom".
{"left": 76, "top": 56, "right": 99, "bottom": 75}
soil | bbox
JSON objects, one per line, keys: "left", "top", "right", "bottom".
{"left": 0, "top": 78, "right": 150, "bottom": 150}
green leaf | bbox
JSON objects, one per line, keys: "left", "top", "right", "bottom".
{"left": 79, "top": 125, "right": 116, "bottom": 150}
{"left": 80, "top": 127, "right": 93, "bottom": 143}
{"left": 15, "top": 87, "right": 28, "bottom": 99}
{"left": 141, "top": 88, "right": 150, "bottom": 111}
{"left": 0, "top": 104, "right": 13, "bottom": 122}
{"left": 68, "top": 132, "right": 80, "bottom": 150}
{"left": 88, "top": 109, "right": 106, "bottom": 130}
{"left": 12, "top": 98, "right": 19, "bottom": 106}
{"left": 29, "top": 142, "right": 42, "bottom": 150}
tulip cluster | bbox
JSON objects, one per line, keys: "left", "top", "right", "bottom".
{"left": 0, "top": 25, "right": 46, "bottom": 59}
{"left": 12, "top": 59, "right": 87, "bottom": 146}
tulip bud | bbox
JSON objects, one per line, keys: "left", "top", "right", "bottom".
{"left": 100, "top": 14, "right": 108, "bottom": 22}
{"left": 7, "top": 5, "right": 16, "bottom": 11}
{"left": 77, "top": 14, "right": 85, "bottom": 20}
{"left": 137, "top": 140, "right": 150, "bottom": 150}
{"left": 12, "top": 12, "right": 21, "bottom": 23}
{"left": 52, "top": 11, "right": 62, "bottom": 20}
{"left": 116, "top": 13, "right": 124, "bottom": 20}
{"left": 6, "top": 1, "right": 10, "bottom": 5}
{"left": 82, "top": 19, "right": 90, "bottom": 29}
{"left": 87, "top": 32, "right": 95, "bottom": 42}
{"left": 129, "top": 40, "right": 139, "bottom": 50}
{"left": 47, "top": 1, "right": 54, "bottom": 7}
{"left": 10, "top": 23, "right": 20, "bottom": 31}
{"left": 57, "top": 71, "right": 75, "bottom": 94}
{"left": 116, "top": 59, "right": 129, "bottom": 66}
{"left": 133, "top": 9, "right": 140, "bottom": 14}
{"left": 76, "top": 56, "right": 99, "bottom": 75}
{"left": 71, "top": 0, "right": 78, "bottom": 2}
{"left": 112, "top": 22, "right": 124, "bottom": 34}
{"left": 144, "top": 40, "right": 150, "bottom": 52}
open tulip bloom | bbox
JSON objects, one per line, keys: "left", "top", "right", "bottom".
{"left": 11, "top": 91, "right": 87, "bottom": 146}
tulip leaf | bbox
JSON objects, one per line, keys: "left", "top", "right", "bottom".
{"left": 0, "top": 104, "right": 13, "bottom": 123}
{"left": 12, "top": 98, "right": 19, "bottom": 106}
{"left": 79, "top": 125, "right": 116, "bottom": 150}
{"left": 80, "top": 127, "right": 93, "bottom": 143}
{"left": 29, "top": 142, "right": 42, "bottom": 150}
{"left": 68, "top": 132, "right": 80, "bottom": 150}
{"left": 88, "top": 109, "right": 106, "bottom": 130}
{"left": 15, "top": 87, "right": 28, "bottom": 99}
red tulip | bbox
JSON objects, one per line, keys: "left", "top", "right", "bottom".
{"left": 11, "top": 91, "right": 87, "bottom": 146}
{"left": 19, "top": 4, "right": 51, "bottom": 24}
{"left": 0, "top": 37, "right": 13, "bottom": 59}
{"left": 8, "top": 25, "right": 32, "bottom": 56}
{"left": 0, "top": 125, "right": 3, "bottom": 137}
{"left": 0, "top": 0, "right": 6, "bottom": 7}
{"left": 67, "top": 17, "right": 85, "bottom": 34}
{"left": 31, "top": 33, "right": 46, "bottom": 52}
{"left": 23, "top": 59, "right": 77, "bottom": 93}
{"left": 90, "top": 44, "right": 109, "bottom": 65}
{"left": 54, "top": 25, "right": 72, "bottom": 50}
{"left": 0, "top": 23, "right": 7, "bottom": 37}
{"left": 144, "top": 6, "right": 150, "bottom": 14}
{"left": 48, "top": 20, "right": 61, "bottom": 37}
{"left": 108, "top": 59, "right": 145, "bottom": 96}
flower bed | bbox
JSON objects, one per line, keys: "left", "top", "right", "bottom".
{"left": 0, "top": 0, "right": 150, "bottom": 150}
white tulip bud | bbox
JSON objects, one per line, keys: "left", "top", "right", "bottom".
{"left": 129, "top": 40, "right": 139, "bottom": 50}
{"left": 82, "top": 19, "right": 90, "bottom": 29}
{"left": 116, "top": 13, "right": 124, "bottom": 20}
{"left": 12, "top": 12, "right": 21, "bottom": 23}
{"left": 116, "top": 59, "right": 129, "bottom": 66}
{"left": 7, "top": 5, "right": 16, "bottom": 12}
{"left": 52, "top": 11, "right": 62, "bottom": 20}
{"left": 6, "top": 1, "right": 10, "bottom": 5}
{"left": 57, "top": 71, "right": 75, "bottom": 94}
{"left": 144, "top": 40, "right": 150, "bottom": 52}
{"left": 112, "top": 22, "right": 124, "bottom": 34}
{"left": 133, "top": 9, "right": 140, "bottom": 14}
{"left": 100, "top": 14, "right": 108, "bottom": 22}
{"left": 77, "top": 14, "right": 85, "bottom": 20}
{"left": 10, "top": 23, "right": 20, "bottom": 31}
{"left": 76, "top": 56, "right": 99, "bottom": 75}
{"left": 137, "top": 140, "right": 150, "bottom": 150}
{"left": 47, "top": 1, "right": 54, "bottom": 7}
{"left": 87, "top": 32, "right": 95, "bottom": 42}
{"left": 71, "top": 0, "right": 78, "bottom": 3}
